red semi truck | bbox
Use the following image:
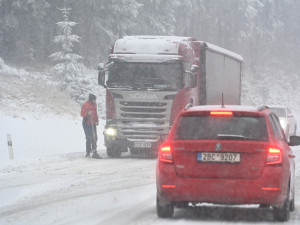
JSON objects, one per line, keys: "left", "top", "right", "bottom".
{"left": 98, "top": 36, "right": 243, "bottom": 157}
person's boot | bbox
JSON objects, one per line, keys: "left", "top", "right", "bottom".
{"left": 86, "top": 151, "right": 90, "bottom": 158}
{"left": 92, "top": 152, "right": 102, "bottom": 159}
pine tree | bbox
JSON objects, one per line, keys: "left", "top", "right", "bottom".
{"left": 49, "top": 8, "right": 86, "bottom": 86}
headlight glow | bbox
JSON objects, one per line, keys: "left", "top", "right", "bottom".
{"left": 105, "top": 128, "right": 117, "bottom": 136}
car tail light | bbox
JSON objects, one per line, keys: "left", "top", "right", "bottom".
{"left": 159, "top": 145, "right": 173, "bottom": 163}
{"left": 161, "top": 185, "right": 176, "bottom": 188}
{"left": 261, "top": 187, "right": 281, "bottom": 191}
{"left": 266, "top": 148, "right": 282, "bottom": 165}
{"left": 210, "top": 111, "right": 233, "bottom": 116}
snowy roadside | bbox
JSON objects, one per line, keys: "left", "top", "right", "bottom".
{"left": 0, "top": 59, "right": 105, "bottom": 163}
{"left": 0, "top": 114, "right": 106, "bottom": 163}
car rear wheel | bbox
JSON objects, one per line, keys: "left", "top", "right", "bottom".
{"left": 174, "top": 201, "right": 189, "bottom": 208}
{"left": 290, "top": 186, "right": 295, "bottom": 212}
{"left": 156, "top": 195, "right": 174, "bottom": 218}
{"left": 273, "top": 185, "right": 290, "bottom": 221}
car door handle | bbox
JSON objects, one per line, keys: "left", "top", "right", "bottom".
{"left": 289, "top": 154, "right": 296, "bottom": 158}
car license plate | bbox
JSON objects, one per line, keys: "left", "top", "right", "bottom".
{"left": 133, "top": 142, "right": 151, "bottom": 148}
{"left": 197, "top": 152, "right": 240, "bottom": 163}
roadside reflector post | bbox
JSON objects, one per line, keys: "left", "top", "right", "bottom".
{"left": 7, "top": 134, "right": 14, "bottom": 160}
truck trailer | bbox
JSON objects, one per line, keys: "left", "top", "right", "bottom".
{"left": 98, "top": 36, "right": 243, "bottom": 157}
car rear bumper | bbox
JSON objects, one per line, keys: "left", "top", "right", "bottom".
{"left": 157, "top": 163, "right": 288, "bottom": 207}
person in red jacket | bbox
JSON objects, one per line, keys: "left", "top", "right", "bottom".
{"left": 81, "top": 93, "right": 101, "bottom": 158}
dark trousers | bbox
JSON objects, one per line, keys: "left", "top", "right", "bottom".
{"left": 83, "top": 123, "right": 98, "bottom": 153}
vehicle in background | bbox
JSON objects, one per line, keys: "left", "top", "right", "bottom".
{"left": 156, "top": 105, "right": 300, "bottom": 221}
{"left": 98, "top": 36, "right": 243, "bottom": 157}
{"left": 268, "top": 105, "right": 297, "bottom": 140}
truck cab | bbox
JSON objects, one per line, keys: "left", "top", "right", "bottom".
{"left": 98, "top": 36, "right": 243, "bottom": 157}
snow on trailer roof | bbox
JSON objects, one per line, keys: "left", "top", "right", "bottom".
{"left": 199, "top": 42, "right": 243, "bottom": 62}
{"left": 112, "top": 36, "right": 243, "bottom": 62}
{"left": 113, "top": 36, "right": 196, "bottom": 55}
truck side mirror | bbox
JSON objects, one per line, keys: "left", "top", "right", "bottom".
{"left": 184, "top": 64, "right": 198, "bottom": 88}
{"left": 98, "top": 63, "right": 105, "bottom": 70}
{"left": 184, "top": 72, "right": 197, "bottom": 89}
{"left": 97, "top": 61, "right": 114, "bottom": 87}
{"left": 190, "top": 64, "right": 198, "bottom": 73}
{"left": 98, "top": 63, "right": 106, "bottom": 86}
{"left": 98, "top": 71, "right": 106, "bottom": 86}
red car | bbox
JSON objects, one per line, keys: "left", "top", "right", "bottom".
{"left": 156, "top": 105, "right": 300, "bottom": 221}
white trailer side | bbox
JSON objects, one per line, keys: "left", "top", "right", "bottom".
{"left": 198, "top": 42, "right": 243, "bottom": 105}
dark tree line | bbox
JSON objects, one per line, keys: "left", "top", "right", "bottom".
{"left": 1, "top": 0, "right": 300, "bottom": 71}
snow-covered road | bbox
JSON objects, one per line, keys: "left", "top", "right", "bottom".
{"left": 1, "top": 147, "right": 300, "bottom": 225}
{"left": 0, "top": 153, "right": 157, "bottom": 225}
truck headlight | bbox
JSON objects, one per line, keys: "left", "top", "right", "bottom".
{"left": 105, "top": 128, "right": 117, "bottom": 136}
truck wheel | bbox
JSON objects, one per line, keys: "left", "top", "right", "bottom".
{"left": 156, "top": 195, "right": 174, "bottom": 218}
{"left": 129, "top": 148, "right": 138, "bottom": 155}
{"left": 273, "top": 185, "right": 290, "bottom": 221}
{"left": 107, "top": 147, "right": 121, "bottom": 158}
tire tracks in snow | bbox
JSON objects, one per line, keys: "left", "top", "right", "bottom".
{"left": 0, "top": 157, "right": 156, "bottom": 222}
{"left": 0, "top": 181, "right": 154, "bottom": 218}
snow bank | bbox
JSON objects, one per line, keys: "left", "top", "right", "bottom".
{"left": 0, "top": 115, "right": 105, "bottom": 163}
{"left": 0, "top": 59, "right": 107, "bottom": 163}
{"left": 0, "top": 58, "right": 29, "bottom": 77}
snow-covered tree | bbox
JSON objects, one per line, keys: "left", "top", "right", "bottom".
{"left": 49, "top": 8, "right": 86, "bottom": 86}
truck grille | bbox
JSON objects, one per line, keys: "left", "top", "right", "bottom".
{"left": 118, "top": 101, "right": 170, "bottom": 141}
{"left": 120, "top": 102, "right": 167, "bottom": 107}
{"left": 121, "top": 114, "right": 165, "bottom": 119}
{"left": 120, "top": 108, "right": 165, "bottom": 113}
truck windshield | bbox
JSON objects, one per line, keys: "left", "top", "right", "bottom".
{"left": 107, "top": 61, "right": 183, "bottom": 90}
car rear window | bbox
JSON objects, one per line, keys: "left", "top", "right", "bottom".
{"left": 175, "top": 115, "right": 268, "bottom": 141}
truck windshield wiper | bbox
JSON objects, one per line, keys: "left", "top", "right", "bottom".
{"left": 108, "top": 84, "right": 133, "bottom": 90}
{"left": 151, "top": 87, "right": 178, "bottom": 91}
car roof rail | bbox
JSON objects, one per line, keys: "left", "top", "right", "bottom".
{"left": 184, "top": 103, "right": 193, "bottom": 110}
{"left": 258, "top": 105, "right": 269, "bottom": 111}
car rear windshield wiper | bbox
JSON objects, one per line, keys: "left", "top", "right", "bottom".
{"left": 217, "top": 134, "right": 247, "bottom": 140}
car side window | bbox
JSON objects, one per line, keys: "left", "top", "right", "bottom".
{"left": 269, "top": 115, "right": 279, "bottom": 140}
{"left": 269, "top": 113, "right": 286, "bottom": 141}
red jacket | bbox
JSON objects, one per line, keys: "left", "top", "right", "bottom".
{"left": 81, "top": 101, "right": 99, "bottom": 124}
